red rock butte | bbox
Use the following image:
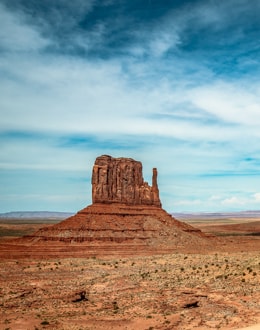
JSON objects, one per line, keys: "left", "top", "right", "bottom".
{"left": 92, "top": 155, "right": 161, "bottom": 207}
{"left": 6, "top": 155, "right": 215, "bottom": 257}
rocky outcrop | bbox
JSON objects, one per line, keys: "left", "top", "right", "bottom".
{"left": 92, "top": 155, "right": 161, "bottom": 207}
{"left": 15, "top": 155, "right": 214, "bottom": 257}
{"left": 29, "top": 203, "right": 202, "bottom": 243}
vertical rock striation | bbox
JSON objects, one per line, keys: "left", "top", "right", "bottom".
{"left": 92, "top": 155, "right": 161, "bottom": 207}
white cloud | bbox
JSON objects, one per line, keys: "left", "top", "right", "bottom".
{"left": 1, "top": 0, "right": 260, "bottom": 212}
{"left": 171, "top": 192, "right": 260, "bottom": 212}
{"left": 0, "top": 3, "right": 50, "bottom": 52}
{"left": 189, "top": 80, "right": 260, "bottom": 127}
{"left": 0, "top": 52, "right": 250, "bottom": 146}
{"left": 221, "top": 196, "right": 244, "bottom": 206}
{"left": 149, "top": 28, "right": 181, "bottom": 57}
{"left": 253, "top": 193, "right": 260, "bottom": 202}
{"left": 1, "top": 1, "right": 259, "bottom": 145}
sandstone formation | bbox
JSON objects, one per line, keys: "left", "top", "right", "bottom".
{"left": 92, "top": 155, "right": 161, "bottom": 207}
{"left": 15, "top": 155, "right": 213, "bottom": 256}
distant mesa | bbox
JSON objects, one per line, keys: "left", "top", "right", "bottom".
{"left": 13, "top": 155, "right": 213, "bottom": 257}
{"left": 0, "top": 211, "right": 73, "bottom": 219}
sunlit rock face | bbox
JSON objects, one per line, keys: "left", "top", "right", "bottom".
{"left": 92, "top": 155, "right": 161, "bottom": 207}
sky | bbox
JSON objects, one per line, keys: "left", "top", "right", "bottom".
{"left": 1, "top": 0, "right": 260, "bottom": 213}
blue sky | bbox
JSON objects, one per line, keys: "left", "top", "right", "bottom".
{"left": 1, "top": 0, "right": 260, "bottom": 213}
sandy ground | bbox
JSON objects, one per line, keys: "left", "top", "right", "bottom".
{"left": 0, "top": 250, "right": 259, "bottom": 330}
{"left": 0, "top": 218, "right": 259, "bottom": 329}
{"left": 237, "top": 322, "right": 260, "bottom": 330}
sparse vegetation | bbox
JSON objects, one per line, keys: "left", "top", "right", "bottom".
{"left": 0, "top": 216, "right": 260, "bottom": 329}
{"left": 41, "top": 320, "right": 49, "bottom": 325}
{"left": 0, "top": 252, "right": 259, "bottom": 329}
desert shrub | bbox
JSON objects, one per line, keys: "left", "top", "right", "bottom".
{"left": 113, "top": 301, "right": 119, "bottom": 313}
{"left": 41, "top": 320, "right": 49, "bottom": 325}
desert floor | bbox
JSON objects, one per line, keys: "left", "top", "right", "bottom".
{"left": 0, "top": 217, "right": 259, "bottom": 330}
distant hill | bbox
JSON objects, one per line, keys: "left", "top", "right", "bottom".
{"left": 0, "top": 211, "right": 74, "bottom": 219}
{"left": 2, "top": 210, "right": 260, "bottom": 221}
{"left": 173, "top": 211, "right": 260, "bottom": 220}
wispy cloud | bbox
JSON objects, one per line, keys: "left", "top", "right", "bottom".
{"left": 1, "top": 0, "right": 260, "bottom": 212}
{"left": 190, "top": 81, "right": 260, "bottom": 127}
{"left": 0, "top": 3, "right": 49, "bottom": 52}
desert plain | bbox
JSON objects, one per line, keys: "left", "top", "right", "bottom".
{"left": 0, "top": 215, "right": 259, "bottom": 330}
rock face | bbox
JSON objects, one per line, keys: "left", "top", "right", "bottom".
{"left": 92, "top": 155, "right": 161, "bottom": 207}
{"left": 18, "top": 155, "right": 214, "bottom": 257}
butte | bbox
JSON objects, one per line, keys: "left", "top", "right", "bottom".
{"left": 17, "top": 155, "right": 214, "bottom": 257}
